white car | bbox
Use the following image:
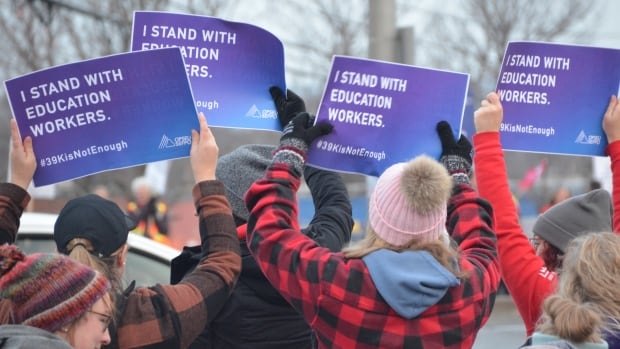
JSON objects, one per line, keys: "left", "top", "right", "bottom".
{"left": 16, "top": 212, "right": 180, "bottom": 287}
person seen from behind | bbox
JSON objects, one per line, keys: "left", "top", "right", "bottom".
{"left": 173, "top": 87, "right": 354, "bottom": 349}
{"left": 51, "top": 113, "right": 242, "bottom": 349}
{"left": 521, "top": 232, "right": 620, "bottom": 348}
{"left": 243, "top": 113, "right": 499, "bottom": 348}
{"left": 472, "top": 92, "right": 619, "bottom": 347}
{"left": 0, "top": 244, "right": 111, "bottom": 349}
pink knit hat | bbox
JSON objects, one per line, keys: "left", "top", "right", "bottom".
{"left": 369, "top": 155, "right": 452, "bottom": 246}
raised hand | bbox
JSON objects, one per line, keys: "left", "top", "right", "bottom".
{"left": 474, "top": 92, "right": 503, "bottom": 133}
{"left": 270, "top": 87, "right": 306, "bottom": 128}
{"left": 436, "top": 121, "right": 472, "bottom": 183}
{"left": 9, "top": 119, "right": 36, "bottom": 190}
{"left": 602, "top": 95, "right": 620, "bottom": 144}
{"left": 190, "top": 113, "right": 219, "bottom": 183}
{"left": 280, "top": 112, "right": 333, "bottom": 152}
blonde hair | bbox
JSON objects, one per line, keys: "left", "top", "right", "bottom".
{"left": 66, "top": 238, "right": 124, "bottom": 293}
{"left": 536, "top": 232, "right": 620, "bottom": 341}
{"left": 343, "top": 228, "right": 468, "bottom": 279}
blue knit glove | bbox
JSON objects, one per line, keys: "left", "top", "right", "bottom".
{"left": 273, "top": 112, "right": 333, "bottom": 175}
{"left": 436, "top": 121, "right": 472, "bottom": 184}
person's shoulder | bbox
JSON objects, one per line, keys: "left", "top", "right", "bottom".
{"left": 0, "top": 325, "right": 73, "bottom": 349}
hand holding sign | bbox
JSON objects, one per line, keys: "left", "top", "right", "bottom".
{"left": 9, "top": 119, "right": 36, "bottom": 190}
{"left": 274, "top": 112, "right": 333, "bottom": 174}
{"left": 474, "top": 92, "right": 503, "bottom": 133}
{"left": 603, "top": 95, "right": 620, "bottom": 144}
{"left": 436, "top": 121, "right": 472, "bottom": 184}
{"left": 190, "top": 112, "right": 219, "bottom": 183}
{"left": 270, "top": 87, "right": 306, "bottom": 128}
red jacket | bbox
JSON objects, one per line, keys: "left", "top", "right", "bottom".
{"left": 473, "top": 132, "right": 620, "bottom": 336}
{"left": 245, "top": 163, "right": 499, "bottom": 349}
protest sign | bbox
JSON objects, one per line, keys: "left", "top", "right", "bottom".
{"left": 496, "top": 41, "right": 620, "bottom": 156}
{"left": 131, "top": 11, "right": 285, "bottom": 131}
{"left": 307, "top": 55, "right": 469, "bottom": 177}
{"left": 4, "top": 48, "right": 197, "bottom": 187}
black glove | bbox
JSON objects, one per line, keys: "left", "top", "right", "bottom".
{"left": 274, "top": 112, "right": 333, "bottom": 175}
{"left": 270, "top": 87, "right": 306, "bottom": 128}
{"left": 436, "top": 121, "right": 472, "bottom": 184}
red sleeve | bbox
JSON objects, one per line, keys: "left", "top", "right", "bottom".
{"left": 245, "top": 163, "right": 326, "bottom": 321}
{"left": 606, "top": 140, "right": 620, "bottom": 232}
{"left": 473, "top": 132, "right": 557, "bottom": 336}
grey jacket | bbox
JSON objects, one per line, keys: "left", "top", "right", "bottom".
{"left": 0, "top": 325, "right": 72, "bottom": 349}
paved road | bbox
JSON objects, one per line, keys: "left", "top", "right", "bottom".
{"left": 473, "top": 295, "right": 527, "bottom": 349}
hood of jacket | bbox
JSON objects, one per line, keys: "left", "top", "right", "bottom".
{"left": 362, "top": 249, "right": 460, "bottom": 319}
{"left": 0, "top": 325, "right": 72, "bottom": 349}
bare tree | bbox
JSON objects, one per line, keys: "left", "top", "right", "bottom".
{"left": 264, "top": 0, "right": 368, "bottom": 109}
{"left": 1, "top": 0, "right": 371, "bottom": 203}
{"left": 411, "top": 0, "right": 602, "bottom": 209}
{"left": 416, "top": 0, "right": 597, "bottom": 102}
{"left": 0, "top": 0, "right": 250, "bottom": 201}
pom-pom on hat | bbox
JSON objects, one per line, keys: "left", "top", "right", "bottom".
{"left": 215, "top": 144, "right": 275, "bottom": 222}
{"left": 0, "top": 244, "right": 109, "bottom": 333}
{"left": 533, "top": 189, "right": 612, "bottom": 253}
{"left": 369, "top": 155, "right": 452, "bottom": 246}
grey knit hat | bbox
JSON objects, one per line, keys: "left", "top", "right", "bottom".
{"left": 533, "top": 189, "right": 612, "bottom": 253}
{"left": 216, "top": 144, "right": 274, "bottom": 221}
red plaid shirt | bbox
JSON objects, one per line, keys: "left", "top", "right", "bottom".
{"left": 245, "top": 163, "right": 500, "bottom": 349}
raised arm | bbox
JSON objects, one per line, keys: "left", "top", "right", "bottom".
{"left": 472, "top": 92, "right": 553, "bottom": 335}
{"left": 436, "top": 120, "right": 500, "bottom": 301}
{"left": 0, "top": 119, "right": 35, "bottom": 244}
{"left": 271, "top": 86, "right": 353, "bottom": 250}
{"left": 245, "top": 112, "right": 334, "bottom": 320}
{"left": 302, "top": 166, "right": 353, "bottom": 251}
{"left": 117, "top": 113, "right": 241, "bottom": 349}
{"left": 602, "top": 95, "right": 620, "bottom": 231}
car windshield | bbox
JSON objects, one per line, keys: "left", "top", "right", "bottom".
{"left": 16, "top": 232, "right": 173, "bottom": 287}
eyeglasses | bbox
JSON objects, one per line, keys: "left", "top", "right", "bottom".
{"left": 529, "top": 236, "right": 542, "bottom": 249}
{"left": 87, "top": 310, "right": 112, "bottom": 329}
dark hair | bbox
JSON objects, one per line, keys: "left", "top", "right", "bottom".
{"left": 541, "top": 241, "right": 563, "bottom": 271}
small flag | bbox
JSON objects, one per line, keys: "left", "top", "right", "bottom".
{"left": 518, "top": 159, "right": 548, "bottom": 193}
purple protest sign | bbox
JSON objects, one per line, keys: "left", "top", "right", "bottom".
{"left": 496, "top": 41, "right": 620, "bottom": 157}
{"left": 131, "top": 11, "right": 285, "bottom": 131}
{"left": 307, "top": 56, "right": 469, "bottom": 177}
{"left": 4, "top": 48, "right": 198, "bottom": 187}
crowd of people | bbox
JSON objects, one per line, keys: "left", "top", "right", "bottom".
{"left": 0, "top": 87, "right": 619, "bottom": 349}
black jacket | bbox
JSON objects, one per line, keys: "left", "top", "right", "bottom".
{"left": 171, "top": 166, "right": 353, "bottom": 349}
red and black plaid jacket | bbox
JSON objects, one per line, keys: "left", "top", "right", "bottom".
{"left": 245, "top": 163, "right": 500, "bottom": 349}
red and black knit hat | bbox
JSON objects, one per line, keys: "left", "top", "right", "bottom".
{"left": 0, "top": 244, "right": 110, "bottom": 332}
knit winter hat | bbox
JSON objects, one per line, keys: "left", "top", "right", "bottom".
{"left": 369, "top": 155, "right": 452, "bottom": 246}
{"left": 0, "top": 244, "right": 110, "bottom": 333}
{"left": 54, "top": 194, "right": 136, "bottom": 257}
{"left": 533, "top": 189, "right": 612, "bottom": 253}
{"left": 216, "top": 144, "right": 274, "bottom": 221}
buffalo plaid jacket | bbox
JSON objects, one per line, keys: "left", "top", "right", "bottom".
{"left": 245, "top": 163, "right": 500, "bottom": 349}
{"left": 0, "top": 183, "right": 30, "bottom": 245}
{"left": 1, "top": 181, "right": 242, "bottom": 349}
{"left": 111, "top": 180, "right": 241, "bottom": 349}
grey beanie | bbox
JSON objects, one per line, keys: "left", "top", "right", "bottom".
{"left": 215, "top": 144, "right": 275, "bottom": 221}
{"left": 532, "top": 189, "right": 612, "bottom": 253}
